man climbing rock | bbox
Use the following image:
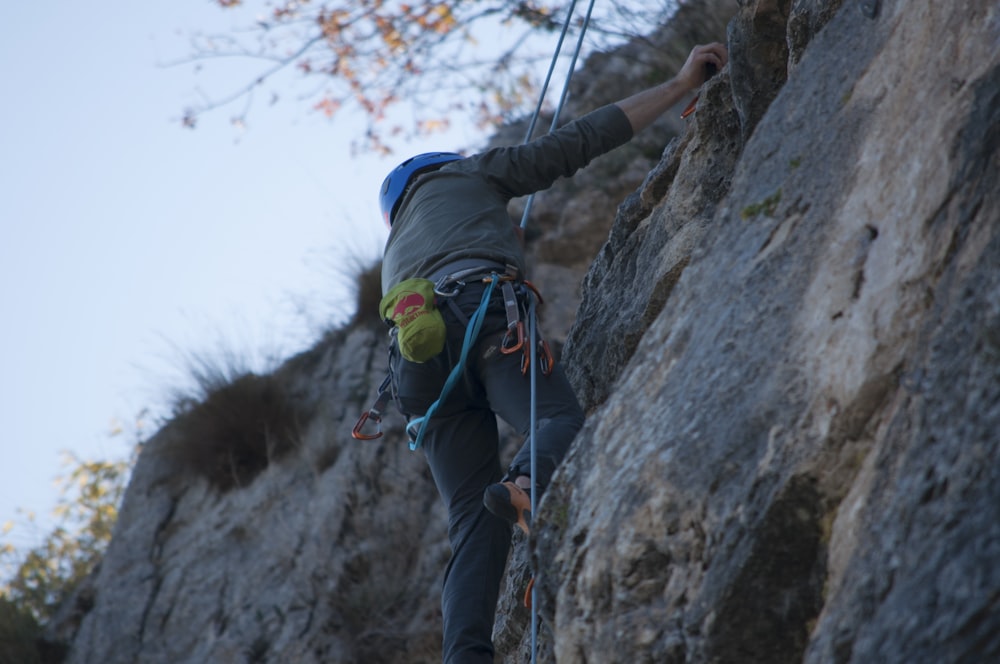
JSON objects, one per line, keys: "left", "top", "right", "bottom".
{"left": 378, "top": 42, "right": 727, "bottom": 663}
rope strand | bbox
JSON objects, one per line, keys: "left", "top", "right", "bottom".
{"left": 519, "top": 2, "right": 597, "bottom": 662}
{"left": 520, "top": 0, "right": 597, "bottom": 232}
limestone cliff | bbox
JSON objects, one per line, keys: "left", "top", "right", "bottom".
{"left": 51, "top": 1, "right": 1000, "bottom": 663}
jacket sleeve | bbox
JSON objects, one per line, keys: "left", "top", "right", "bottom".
{"left": 465, "top": 104, "right": 634, "bottom": 199}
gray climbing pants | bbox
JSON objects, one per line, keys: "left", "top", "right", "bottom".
{"left": 391, "top": 280, "right": 584, "bottom": 664}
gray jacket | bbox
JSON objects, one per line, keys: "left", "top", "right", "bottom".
{"left": 381, "top": 104, "right": 634, "bottom": 294}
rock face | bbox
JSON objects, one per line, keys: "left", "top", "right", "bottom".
{"left": 53, "top": 1, "right": 1000, "bottom": 663}
{"left": 538, "top": 1, "right": 1000, "bottom": 663}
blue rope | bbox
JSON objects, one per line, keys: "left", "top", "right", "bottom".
{"left": 521, "top": 0, "right": 579, "bottom": 145}
{"left": 407, "top": 2, "right": 596, "bottom": 659}
{"left": 517, "top": 3, "right": 597, "bottom": 662}
{"left": 527, "top": 291, "right": 540, "bottom": 659}
{"left": 406, "top": 277, "right": 498, "bottom": 451}
{"left": 520, "top": 0, "right": 597, "bottom": 232}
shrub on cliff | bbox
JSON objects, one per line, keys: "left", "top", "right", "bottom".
{"left": 166, "top": 369, "right": 305, "bottom": 492}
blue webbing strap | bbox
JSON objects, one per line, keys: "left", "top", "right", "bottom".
{"left": 406, "top": 276, "right": 498, "bottom": 451}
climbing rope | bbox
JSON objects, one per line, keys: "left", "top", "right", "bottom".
{"left": 519, "top": 0, "right": 597, "bottom": 232}
{"left": 518, "top": 1, "right": 597, "bottom": 662}
{"left": 526, "top": 291, "right": 541, "bottom": 662}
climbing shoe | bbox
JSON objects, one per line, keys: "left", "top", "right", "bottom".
{"left": 484, "top": 481, "right": 532, "bottom": 535}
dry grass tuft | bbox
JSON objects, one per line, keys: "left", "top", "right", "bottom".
{"left": 166, "top": 369, "right": 303, "bottom": 492}
{"left": 346, "top": 257, "right": 384, "bottom": 329}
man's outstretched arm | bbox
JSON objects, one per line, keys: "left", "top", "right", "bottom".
{"left": 616, "top": 42, "right": 728, "bottom": 134}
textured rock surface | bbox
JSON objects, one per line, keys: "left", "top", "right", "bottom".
{"left": 537, "top": 1, "right": 1000, "bottom": 662}
{"left": 52, "top": 1, "right": 1000, "bottom": 663}
{"left": 58, "top": 327, "right": 451, "bottom": 663}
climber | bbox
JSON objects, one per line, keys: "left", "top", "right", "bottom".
{"left": 377, "top": 42, "right": 727, "bottom": 664}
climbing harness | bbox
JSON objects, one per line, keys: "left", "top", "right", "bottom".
{"left": 352, "top": 267, "right": 553, "bottom": 443}
{"left": 405, "top": 271, "right": 553, "bottom": 451}
{"left": 433, "top": 260, "right": 549, "bottom": 377}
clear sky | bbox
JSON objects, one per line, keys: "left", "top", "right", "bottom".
{"left": 0, "top": 1, "right": 487, "bottom": 550}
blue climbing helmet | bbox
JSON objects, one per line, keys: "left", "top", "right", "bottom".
{"left": 379, "top": 152, "right": 463, "bottom": 227}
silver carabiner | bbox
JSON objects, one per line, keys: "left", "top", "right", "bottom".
{"left": 434, "top": 275, "right": 464, "bottom": 298}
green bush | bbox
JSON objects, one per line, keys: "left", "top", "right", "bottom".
{"left": 1, "top": 452, "right": 130, "bottom": 624}
{"left": 1, "top": 433, "right": 136, "bottom": 663}
{"left": 0, "top": 595, "right": 44, "bottom": 664}
{"left": 0, "top": 595, "right": 68, "bottom": 662}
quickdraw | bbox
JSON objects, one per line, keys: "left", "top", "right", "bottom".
{"left": 499, "top": 281, "right": 524, "bottom": 355}
{"left": 498, "top": 279, "right": 553, "bottom": 377}
{"left": 352, "top": 374, "right": 392, "bottom": 440}
{"left": 520, "top": 335, "right": 555, "bottom": 377}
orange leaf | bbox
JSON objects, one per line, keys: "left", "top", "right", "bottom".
{"left": 314, "top": 98, "right": 341, "bottom": 118}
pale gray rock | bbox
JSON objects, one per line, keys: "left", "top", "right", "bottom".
{"left": 537, "top": 1, "right": 1000, "bottom": 663}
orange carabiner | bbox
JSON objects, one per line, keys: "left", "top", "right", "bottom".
{"left": 501, "top": 321, "right": 525, "bottom": 355}
{"left": 538, "top": 339, "right": 554, "bottom": 376}
{"left": 522, "top": 280, "right": 544, "bottom": 305}
{"left": 352, "top": 411, "right": 384, "bottom": 440}
{"left": 680, "top": 95, "right": 699, "bottom": 119}
{"left": 681, "top": 62, "right": 718, "bottom": 120}
{"left": 520, "top": 341, "right": 531, "bottom": 375}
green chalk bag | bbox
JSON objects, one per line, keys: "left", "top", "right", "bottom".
{"left": 380, "top": 278, "right": 447, "bottom": 363}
